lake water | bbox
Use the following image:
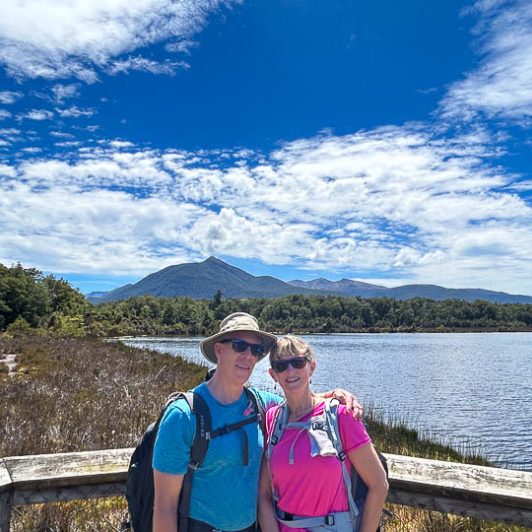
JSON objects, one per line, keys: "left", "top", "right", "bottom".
{"left": 116, "top": 333, "right": 532, "bottom": 471}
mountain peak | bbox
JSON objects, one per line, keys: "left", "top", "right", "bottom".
{"left": 90, "top": 257, "right": 532, "bottom": 304}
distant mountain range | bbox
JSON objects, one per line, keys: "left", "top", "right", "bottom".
{"left": 87, "top": 256, "right": 532, "bottom": 304}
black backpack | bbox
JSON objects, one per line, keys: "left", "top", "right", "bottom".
{"left": 123, "top": 386, "right": 265, "bottom": 532}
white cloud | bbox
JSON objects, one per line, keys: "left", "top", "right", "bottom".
{"left": 1, "top": 125, "right": 531, "bottom": 294}
{"left": 52, "top": 83, "right": 81, "bottom": 103}
{"left": 0, "top": 91, "right": 23, "bottom": 104}
{"left": 0, "top": 110, "right": 12, "bottom": 120}
{"left": 0, "top": 164, "right": 17, "bottom": 177}
{"left": 441, "top": 0, "right": 532, "bottom": 121}
{"left": 55, "top": 141, "right": 81, "bottom": 148}
{"left": 50, "top": 131, "right": 75, "bottom": 139}
{"left": 165, "top": 39, "right": 199, "bottom": 55}
{"left": 17, "top": 109, "right": 54, "bottom": 121}
{"left": 56, "top": 106, "right": 95, "bottom": 118}
{"left": 0, "top": 0, "right": 236, "bottom": 81}
{"left": 107, "top": 56, "right": 188, "bottom": 76}
{"left": 0, "top": 128, "right": 22, "bottom": 144}
{"left": 109, "top": 140, "right": 135, "bottom": 149}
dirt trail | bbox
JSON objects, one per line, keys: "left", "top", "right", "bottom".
{"left": 0, "top": 354, "right": 18, "bottom": 376}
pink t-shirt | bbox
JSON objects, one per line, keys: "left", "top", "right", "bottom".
{"left": 266, "top": 402, "right": 370, "bottom": 532}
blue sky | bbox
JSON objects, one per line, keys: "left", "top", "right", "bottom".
{"left": 0, "top": 0, "right": 532, "bottom": 296}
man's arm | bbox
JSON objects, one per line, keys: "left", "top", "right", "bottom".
{"left": 318, "top": 389, "right": 363, "bottom": 419}
{"left": 259, "top": 388, "right": 363, "bottom": 419}
{"left": 153, "top": 470, "right": 184, "bottom": 532}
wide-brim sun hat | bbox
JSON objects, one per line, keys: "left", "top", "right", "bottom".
{"left": 200, "top": 312, "right": 277, "bottom": 365}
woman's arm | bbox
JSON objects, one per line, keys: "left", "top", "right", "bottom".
{"left": 258, "top": 456, "right": 280, "bottom": 532}
{"left": 153, "top": 470, "right": 184, "bottom": 532}
{"left": 347, "top": 444, "right": 388, "bottom": 532}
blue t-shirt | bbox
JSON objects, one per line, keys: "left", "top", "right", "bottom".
{"left": 153, "top": 383, "right": 281, "bottom": 530}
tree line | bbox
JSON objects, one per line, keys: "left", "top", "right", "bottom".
{"left": 0, "top": 263, "right": 89, "bottom": 337}
{"left": 2, "top": 264, "right": 532, "bottom": 337}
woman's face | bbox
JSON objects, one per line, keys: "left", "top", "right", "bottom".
{"left": 269, "top": 352, "right": 316, "bottom": 395}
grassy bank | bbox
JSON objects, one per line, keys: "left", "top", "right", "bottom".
{"left": 0, "top": 337, "right": 527, "bottom": 531}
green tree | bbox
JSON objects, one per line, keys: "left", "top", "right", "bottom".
{"left": 5, "top": 316, "right": 34, "bottom": 337}
{"left": 0, "top": 263, "right": 49, "bottom": 329}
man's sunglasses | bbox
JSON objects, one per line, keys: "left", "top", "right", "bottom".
{"left": 220, "top": 338, "right": 265, "bottom": 357}
{"left": 271, "top": 356, "right": 311, "bottom": 373}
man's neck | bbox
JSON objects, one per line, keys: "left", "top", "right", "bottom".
{"left": 206, "top": 373, "right": 244, "bottom": 404}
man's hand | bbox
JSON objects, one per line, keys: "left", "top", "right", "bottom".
{"left": 319, "top": 389, "right": 363, "bottom": 420}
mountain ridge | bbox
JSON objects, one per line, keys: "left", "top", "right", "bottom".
{"left": 88, "top": 257, "right": 532, "bottom": 304}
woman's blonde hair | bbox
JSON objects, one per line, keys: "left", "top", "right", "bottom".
{"left": 269, "top": 335, "right": 316, "bottom": 366}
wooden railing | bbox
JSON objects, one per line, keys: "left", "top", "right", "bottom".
{"left": 1, "top": 450, "right": 532, "bottom": 531}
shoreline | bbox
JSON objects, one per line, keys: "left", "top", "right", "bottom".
{"left": 105, "top": 327, "right": 532, "bottom": 340}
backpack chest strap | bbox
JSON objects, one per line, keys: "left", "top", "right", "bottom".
{"left": 207, "top": 414, "right": 260, "bottom": 466}
{"left": 268, "top": 406, "right": 338, "bottom": 462}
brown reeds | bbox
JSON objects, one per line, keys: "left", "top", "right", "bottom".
{"left": 0, "top": 337, "right": 527, "bottom": 531}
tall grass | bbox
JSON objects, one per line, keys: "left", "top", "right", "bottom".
{"left": 0, "top": 337, "right": 527, "bottom": 531}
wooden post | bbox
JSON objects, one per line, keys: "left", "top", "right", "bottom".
{"left": 0, "top": 459, "right": 13, "bottom": 532}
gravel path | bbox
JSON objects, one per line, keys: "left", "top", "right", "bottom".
{"left": 0, "top": 354, "right": 18, "bottom": 376}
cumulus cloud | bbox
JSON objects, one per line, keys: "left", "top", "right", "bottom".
{"left": 0, "top": 110, "right": 12, "bottom": 120}
{"left": 52, "top": 83, "right": 81, "bottom": 103}
{"left": 0, "top": 91, "right": 23, "bottom": 104}
{"left": 1, "top": 125, "right": 531, "bottom": 293}
{"left": 440, "top": 0, "right": 532, "bottom": 122}
{"left": 17, "top": 109, "right": 54, "bottom": 121}
{"left": 56, "top": 106, "right": 96, "bottom": 118}
{"left": 0, "top": 0, "right": 237, "bottom": 81}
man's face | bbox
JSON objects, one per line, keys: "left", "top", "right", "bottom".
{"left": 214, "top": 331, "right": 263, "bottom": 384}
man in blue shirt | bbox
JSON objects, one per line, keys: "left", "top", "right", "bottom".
{"left": 153, "top": 312, "right": 360, "bottom": 532}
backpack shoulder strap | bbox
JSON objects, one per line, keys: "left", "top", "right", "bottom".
{"left": 244, "top": 387, "right": 266, "bottom": 436}
{"left": 323, "top": 397, "right": 342, "bottom": 455}
{"left": 324, "top": 398, "right": 360, "bottom": 519}
{"left": 178, "top": 391, "right": 212, "bottom": 532}
{"left": 266, "top": 402, "right": 289, "bottom": 460}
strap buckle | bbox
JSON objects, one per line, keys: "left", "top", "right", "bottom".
{"left": 188, "top": 460, "right": 200, "bottom": 470}
{"left": 325, "top": 515, "right": 335, "bottom": 526}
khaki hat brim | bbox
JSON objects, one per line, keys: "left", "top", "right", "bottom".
{"left": 200, "top": 330, "right": 277, "bottom": 365}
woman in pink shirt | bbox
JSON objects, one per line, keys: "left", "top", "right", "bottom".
{"left": 258, "top": 336, "right": 388, "bottom": 532}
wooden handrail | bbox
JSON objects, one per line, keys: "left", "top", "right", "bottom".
{"left": 1, "top": 450, "right": 532, "bottom": 530}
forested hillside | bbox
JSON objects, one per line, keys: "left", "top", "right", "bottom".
{"left": 2, "top": 263, "right": 532, "bottom": 337}
{"left": 84, "top": 293, "right": 532, "bottom": 336}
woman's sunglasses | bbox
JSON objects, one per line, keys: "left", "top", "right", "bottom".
{"left": 219, "top": 338, "right": 265, "bottom": 357}
{"left": 271, "top": 356, "right": 311, "bottom": 373}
